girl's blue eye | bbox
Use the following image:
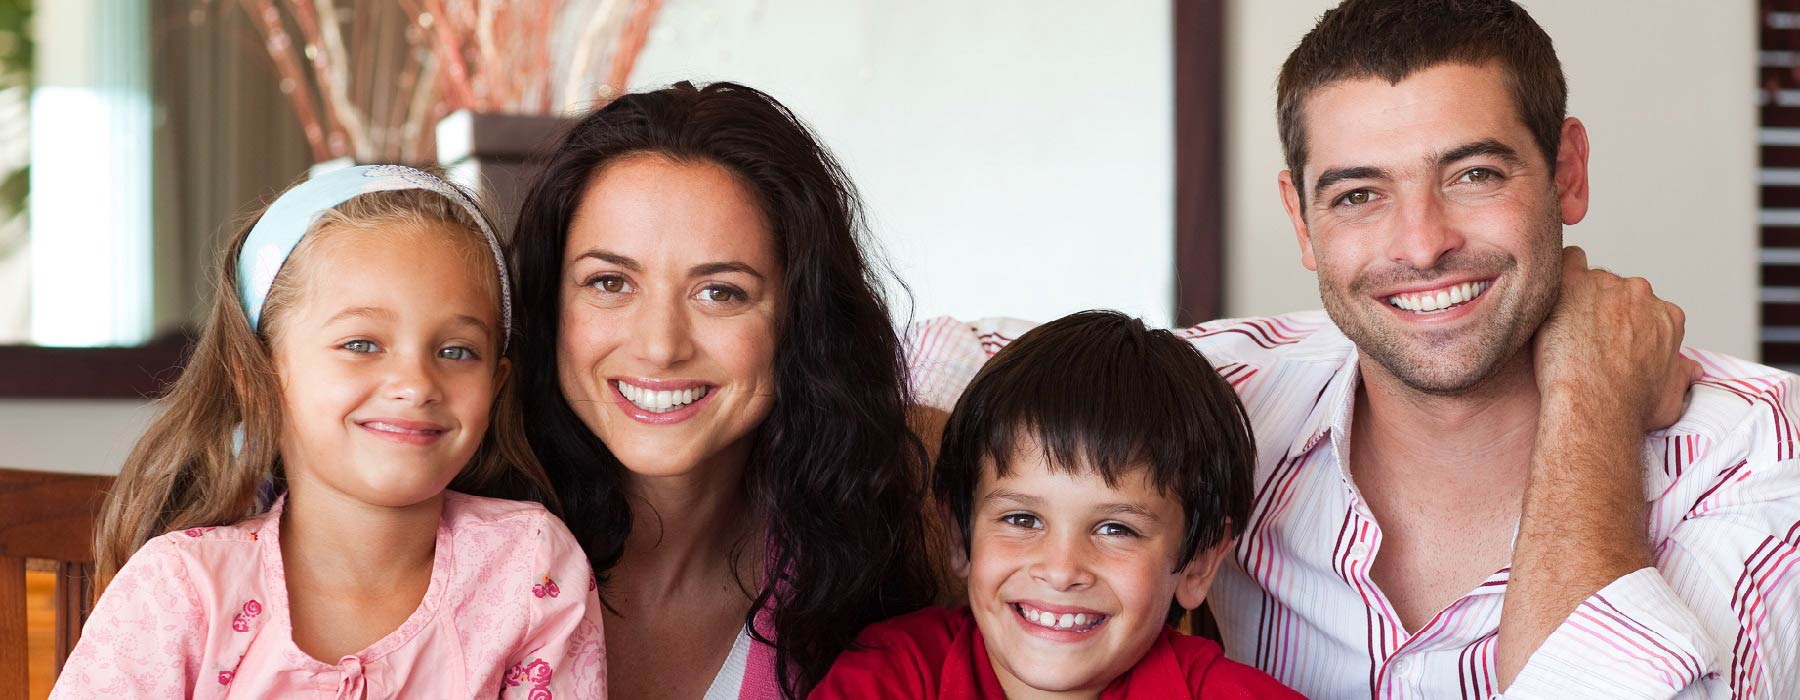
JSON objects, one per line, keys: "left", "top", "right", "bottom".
{"left": 438, "top": 346, "right": 477, "bottom": 361}
{"left": 1001, "top": 513, "right": 1042, "bottom": 530}
{"left": 343, "top": 340, "right": 378, "bottom": 353}
{"left": 1096, "top": 522, "right": 1139, "bottom": 538}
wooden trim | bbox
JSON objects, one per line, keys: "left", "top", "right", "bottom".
{"left": 53, "top": 562, "right": 95, "bottom": 674}
{"left": 0, "top": 331, "right": 191, "bottom": 399}
{"left": 1173, "top": 0, "right": 1227, "bottom": 327}
{"left": 0, "top": 555, "right": 23, "bottom": 700}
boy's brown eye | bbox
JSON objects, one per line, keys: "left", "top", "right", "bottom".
{"left": 1001, "top": 513, "right": 1041, "bottom": 529}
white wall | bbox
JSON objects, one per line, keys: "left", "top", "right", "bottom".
{"left": 0, "top": 399, "right": 155, "bottom": 475}
{"left": 1224, "top": 0, "right": 1759, "bottom": 359}
{"left": 628, "top": 0, "right": 1176, "bottom": 327}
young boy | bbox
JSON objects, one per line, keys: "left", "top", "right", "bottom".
{"left": 813, "top": 311, "right": 1300, "bottom": 699}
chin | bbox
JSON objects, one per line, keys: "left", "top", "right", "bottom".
{"left": 1009, "top": 664, "right": 1106, "bottom": 695}
{"left": 607, "top": 445, "right": 705, "bottom": 478}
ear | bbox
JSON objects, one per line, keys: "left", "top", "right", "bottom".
{"left": 943, "top": 502, "right": 972, "bottom": 579}
{"left": 1174, "top": 536, "right": 1235, "bottom": 611}
{"left": 493, "top": 356, "right": 512, "bottom": 399}
{"left": 1279, "top": 170, "right": 1318, "bottom": 271}
{"left": 1554, "top": 117, "right": 1591, "bottom": 226}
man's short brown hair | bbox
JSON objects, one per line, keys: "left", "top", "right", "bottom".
{"left": 1277, "top": 0, "right": 1567, "bottom": 191}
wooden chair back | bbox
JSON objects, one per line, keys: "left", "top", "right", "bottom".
{"left": 0, "top": 468, "right": 113, "bottom": 700}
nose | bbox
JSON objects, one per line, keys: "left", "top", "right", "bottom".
{"left": 1029, "top": 532, "right": 1096, "bottom": 592}
{"left": 628, "top": 294, "right": 696, "bottom": 369}
{"left": 1386, "top": 192, "right": 1465, "bottom": 270}
{"left": 385, "top": 352, "right": 443, "bottom": 406}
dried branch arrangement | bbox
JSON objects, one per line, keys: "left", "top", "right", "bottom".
{"left": 238, "top": 0, "right": 662, "bottom": 164}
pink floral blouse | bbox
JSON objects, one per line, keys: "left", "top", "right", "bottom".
{"left": 51, "top": 491, "right": 606, "bottom": 699}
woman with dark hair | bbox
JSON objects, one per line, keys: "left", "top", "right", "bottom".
{"left": 508, "top": 81, "right": 939, "bottom": 699}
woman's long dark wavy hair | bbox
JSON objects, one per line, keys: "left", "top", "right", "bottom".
{"left": 509, "top": 81, "right": 938, "bottom": 698}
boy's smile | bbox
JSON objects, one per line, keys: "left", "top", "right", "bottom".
{"left": 966, "top": 445, "right": 1214, "bottom": 698}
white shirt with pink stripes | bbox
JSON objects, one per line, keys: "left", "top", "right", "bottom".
{"left": 907, "top": 310, "right": 1800, "bottom": 700}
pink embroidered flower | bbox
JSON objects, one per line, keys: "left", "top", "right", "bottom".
{"left": 184, "top": 527, "right": 215, "bottom": 538}
{"left": 588, "top": 572, "right": 597, "bottom": 592}
{"left": 527, "top": 688, "right": 552, "bottom": 700}
{"left": 218, "top": 670, "right": 233, "bottom": 685}
{"left": 230, "top": 614, "right": 249, "bottom": 632}
{"left": 242, "top": 600, "right": 262, "bottom": 616}
{"left": 503, "top": 662, "right": 526, "bottom": 687}
{"left": 524, "top": 659, "right": 554, "bottom": 686}
{"left": 532, "top": 575, "right": 559, "bottom": 598}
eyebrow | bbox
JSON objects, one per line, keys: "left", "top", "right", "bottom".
{"left": 449, "top": 314, "right": 494, "bottom": 336}
{"left": 1436, "top": 139, "right": 1524, "bottom": 170}
{"left": 324, "top": 306, "right": 395, "bottom": 325}
{"left": 573, "top": 249, "right": 765, "bottom": 280}
{"left": 1098, "top": 503, "right": 1161, "bottom": 523}
{"left": 1309, "top": 139, "right": 1527, "bottom": 208}
{"left": 323, "top": 307, "right": 493, "bottom": 336}
{"left": 980, "top": 490, "right": 1162, "bottom": 523}
{"left": 983, "top": 489, "right": 1043, "bottom": 509}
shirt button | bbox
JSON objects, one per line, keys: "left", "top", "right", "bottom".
{"left": 1349, "top": 542, "right": 1371, "bottom": 559}
{"left": 1391, "top": 656, "right": 1413, "bottom": 675}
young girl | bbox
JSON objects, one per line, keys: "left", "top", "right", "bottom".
{"left": 51, "top": 165, "right": 605, "bottom": 699}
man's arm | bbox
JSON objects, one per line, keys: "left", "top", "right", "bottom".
{"left": 1496, "top": 246, "right": 1702, "bottom": 691}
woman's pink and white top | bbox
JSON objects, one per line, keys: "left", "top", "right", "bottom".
{"left": 51, "top": 491, "right": 606, "bottom": 700}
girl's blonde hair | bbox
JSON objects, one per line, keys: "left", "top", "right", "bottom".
{"left": 95, "top": 185, "right": 554, "bottom": 580}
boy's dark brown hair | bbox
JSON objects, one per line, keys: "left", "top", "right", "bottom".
{"left": 933, "top": 310, "right": 1256, "bottom": 624}
{"left": 1277, "top": 0, "right": 1567, "bottom": 191}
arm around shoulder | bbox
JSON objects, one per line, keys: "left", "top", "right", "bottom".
{"left": 1506, "top": 405, "right": 1800, "bottom": 699}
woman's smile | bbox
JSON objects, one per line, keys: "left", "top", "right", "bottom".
{"left": 610, "top": 378, "right": 719, "bottom": 424}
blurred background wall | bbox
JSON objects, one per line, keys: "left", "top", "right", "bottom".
{"left": 0, "top": 0, "right": 1762, "bottom": 475}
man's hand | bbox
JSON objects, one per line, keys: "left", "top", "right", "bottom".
{"left": 1532, "top": 246, "right": 1700, "bottom": 430}
{"left": 1499, "top": 246, "right": 1699, "bottom": 689}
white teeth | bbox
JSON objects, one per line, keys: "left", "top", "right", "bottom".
{"left": 618, "top": 382, "right": 710, "bottom": 413}
{"left": 1018, "top": 603, "right": 1104, "bottom": 631}
{"left": 1386, "top": 280, "right": 1490, "bottom": 314}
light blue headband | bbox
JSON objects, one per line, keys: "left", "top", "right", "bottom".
{"left": 236, "top": 165, "right": 512, "bottom": 348}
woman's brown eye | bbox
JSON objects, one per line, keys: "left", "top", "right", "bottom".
{"left": 703, "top": 288, "right": 737, "bottom": 302}
{"left": 600, "top": 277, "right": 625, "bottom": 293}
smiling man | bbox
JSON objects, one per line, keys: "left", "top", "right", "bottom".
{"left": 908, "top": 1, "right": 1800, "bottom": 698}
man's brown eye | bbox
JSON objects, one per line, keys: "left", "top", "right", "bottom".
{"left": 1342, "top": 190, "right": 1372, "bottom": 206}
{"left": 1467, "top": 168, "right": 1495, "bottom": 183}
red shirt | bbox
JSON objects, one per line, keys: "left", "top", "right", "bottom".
{"left": 811, "top": 607, "right": 1303, "bottom": 699}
